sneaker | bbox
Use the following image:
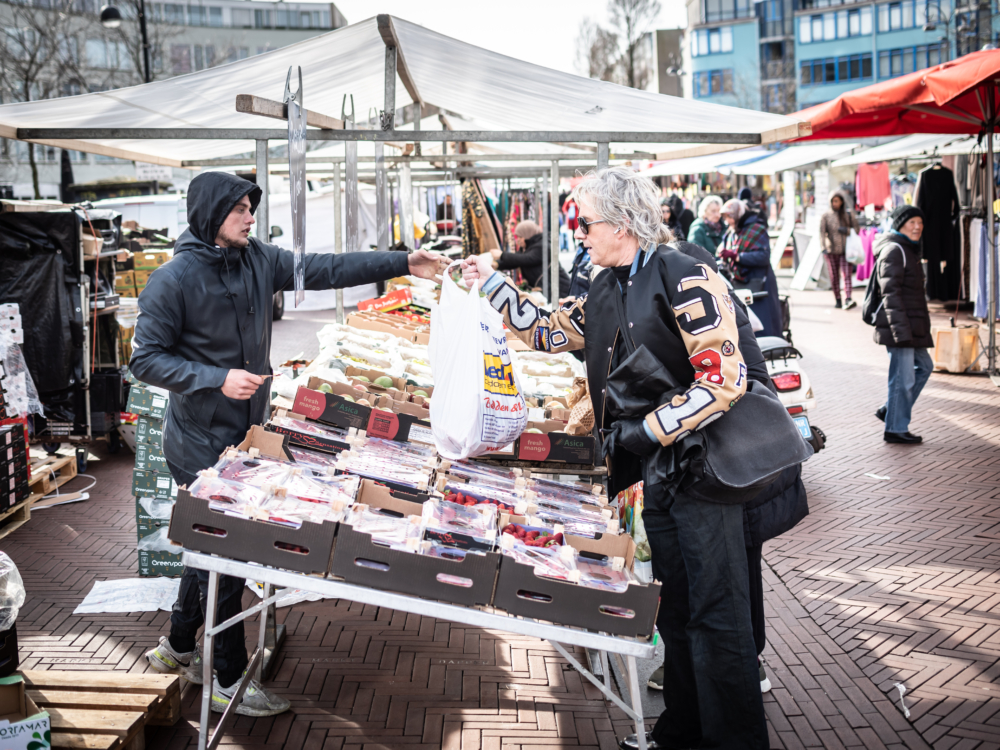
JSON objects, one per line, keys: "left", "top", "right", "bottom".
{"left": 759, "top": 658, "right": 772, "bottom": 693}
{"left": 145, "top": 636, "right": 204, "bottom": 685}
{"left": 211, "top": 674, "right": 290, "bottom": 717}
{"left": 618, "top": 733, "right": 667, "bottom": 750}
{"left": 647, "top": 665, "right": 664, "bottom": 691}
{"left": 844, "top": 299, "right": 857, "bottom": 310}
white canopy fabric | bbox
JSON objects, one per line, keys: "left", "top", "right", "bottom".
{"left": 830, "top": 135, "right": 962, "bottom": 167}
{"left": 0, "top": 15, "right": 807, "bottom": 167}
{"left": 728, "top": 142, "right": 859, "bottom": 175}
{"left": 638, "top": 148, "right": 769, "bottom": 177}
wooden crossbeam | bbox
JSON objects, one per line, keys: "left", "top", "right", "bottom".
{"left": 235, "top": 94, "right": 344, "bottom": 130}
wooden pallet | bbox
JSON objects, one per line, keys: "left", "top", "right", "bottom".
{"left": 27, "top": 454, "right": 78, "bottom": 506}
{"left": 22, "top": 670, "right": 181, "bottom": 750}
{"left": 0, "top": 498, "right": 30, "bottom": 540}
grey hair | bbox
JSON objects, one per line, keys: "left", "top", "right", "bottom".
{"left": 721, "top": 198, "right": 746, "bottom": 221}
{"left": 574, "top": 166, "right": 672, "bottom": 248}
{"left": 698, "top": 194, "right": 723, "bottom": 219}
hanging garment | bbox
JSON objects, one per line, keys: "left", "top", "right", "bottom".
{"left": 969, "top": 217, "right": 982, "bottom": 305}
{"left": 855, "top": 162, "right": 891, "bottom": 209}
{"left": 914, "top": 165, "right": 961, "bottom": 301}
{"left": 975, "top": 220, "right": 999, "bottom": 320}
{"left": 890, "top": 176, "right": 915, "bottom": 208}
{"left": 855, "top": 227, "right": 879, "bottom": 281}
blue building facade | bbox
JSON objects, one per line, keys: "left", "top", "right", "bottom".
{"left": 684, "top": 0, "right": 999, "bottom": 113}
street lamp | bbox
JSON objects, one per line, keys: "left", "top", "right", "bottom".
{"left": 100, "top": 1, "right": 152, "bottom": 84}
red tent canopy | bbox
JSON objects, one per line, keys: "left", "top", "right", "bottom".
{"left": 793, "top": 49, "right": 1000, "bottom": 140}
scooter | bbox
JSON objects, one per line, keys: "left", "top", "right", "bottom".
{"left": 757, "top": 336, "right": 825, "bottom": 452}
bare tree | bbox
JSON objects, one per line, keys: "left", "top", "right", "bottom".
{"left": 575, "top": 18, "right": 621, "bottom": 82}
{"left": 0, "top": 0, "right": 85, "bottom": 198}
{"left": 109, "top": 0, "right": 181, "bottom": 83}
{"left": 607, "top": 0, "right": 662, "bottom": 89}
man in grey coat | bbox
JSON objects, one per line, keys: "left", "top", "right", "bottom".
{"left": 133, "top": 171, "right": 444, "bottom": 715}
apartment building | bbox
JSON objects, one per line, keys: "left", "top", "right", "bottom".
{"left": 0, "top": 0, "right": 347, "bottom": 198}
{"left": 682, "top": 0, "right": 997, "bottom": 113}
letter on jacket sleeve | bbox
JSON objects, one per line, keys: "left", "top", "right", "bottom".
{"left": 645, "top": 263, "right": 748, "bottom": 446}
{"left": 130, "top": 271, "right": 229, "bottom": 395}
{"left": 876, "top": 244, "right": 912, "bottom": 343}
{"left": 271, "top": 245, "right": 410, "bottom": 294}
{"left": 485, "top": 277, "right": 586, "bottom": 353}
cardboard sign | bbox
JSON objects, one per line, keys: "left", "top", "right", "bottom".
{"left": 357, "top": 288, "right": 412, "bottom": 313}
{"left": 292, "top": 386, "right": 431, "bottom": 445}
{"left": 516, "top": 432, "right": 596, "bottom": 465}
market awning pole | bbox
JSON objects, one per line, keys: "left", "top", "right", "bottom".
{"left": 255, "top": 139, "right": 269, "bottom": 243}
{"left": 597, "top": 143, "right": 609, "bottom": 169}
{"left": 542, "top": 172, "right": 550, "bottom": 301}
{"left": 401, "top": 162, "right": 415, "bottom": 249}
{"left": 375, "top": 144, "right": 389, "bottom": 252}
{"left": 333, "top": 161, "right": 344, "bottom": 324}
{"left": 988, "top": 83, "right": 998, "bottom": 382}
{"left": 550, "top": 160, "right": 559, "bottom": 303}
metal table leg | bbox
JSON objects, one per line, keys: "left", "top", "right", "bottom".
{"left": 198, "top": 571, "right": 218, "bottom": 750}
{"left": 627, "top": 655, "right": 648, "bottom": 750}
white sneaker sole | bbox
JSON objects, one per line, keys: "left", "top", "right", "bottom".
{"left": 210, "top": 694, "right": 290, "bottom": 717}
{"left": 760, "top": 677, "right": 772, "bottom": 693}
{"left": 646, "top": 680, "right": 664, "bottom": 691}
{"left": 145, "top": 650, "right": 204, "bottom": 685}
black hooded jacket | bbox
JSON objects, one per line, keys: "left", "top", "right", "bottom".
{"left": 496, "top": 233, "right": 571, "bottom": 298}
{"left": 130, "top": 172, "right": 409, "bottom": 482}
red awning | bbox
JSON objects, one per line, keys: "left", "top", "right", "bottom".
{"left": 793, "top": 49, "right": 1000, "bottom": 140}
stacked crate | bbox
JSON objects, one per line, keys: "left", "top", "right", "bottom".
{"left": 0, "top": 425, "right": 28, "bottom": 513}
{"left": 126, "top": 378, "right": 182, "bottom": 577}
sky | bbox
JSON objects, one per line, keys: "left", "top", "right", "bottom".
{"left": 314, "top": 0, "right": 687, "bottom": 77}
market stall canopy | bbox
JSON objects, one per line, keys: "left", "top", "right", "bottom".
{"left": 831, "top": 133, "right": 1000, "bottom": 166}
{"left": 0, "top": 15, "right": 808, "bottom": 167}
{"left": 792, "top": 49, "right": 1000, "bottom": 140}
{"left": 728, "top": 142, "right": 859, "bottom": 174}
{"left": 637, "top": 148, "right": 770, "bottom": 177}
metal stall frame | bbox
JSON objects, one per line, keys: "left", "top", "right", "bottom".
{"left": 182, "top": 550, "right": 657, "bottom": 750}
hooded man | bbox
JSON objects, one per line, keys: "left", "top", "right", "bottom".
{"left": 490, "top": 220, "right": 571, "bottom": 298}
{"left": 132, "top": 171, "right": 445, "bottom": 716}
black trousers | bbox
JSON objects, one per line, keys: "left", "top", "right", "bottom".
{"left": 165, "top": 460, "right": 248, "bottom": 688}
{"left": 747, "top": 543, "right": 766, "bottom": 657}
{"left": 644, "top": 483, "right": 768, "bottom": 750}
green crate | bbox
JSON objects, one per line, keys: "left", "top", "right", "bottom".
{"left": 134, "top": 441, "right": 168, "bottom": 473}
{"left": 126, "top": 386, "right": 168, "bottom": 420}
{"left": 138, "top": 548, "right": 184, "bottom": 577}
{"left": 132, "top": 468, "right": 176, "bottom": 500}
{"left": 136, "top": 416, "right": 163, "bottom": 446}
{"left": 136, "top": 496, "right": 173, "bottom": 536}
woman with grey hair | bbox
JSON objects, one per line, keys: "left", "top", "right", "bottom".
{"left": 461, "top": 166, "right": 769, "bottom": 750}
{"left": 720, "top": 198, "right": 784, "bottom": 337}
{"left": 687, "top": 194, "right": 725, "bottom": 256}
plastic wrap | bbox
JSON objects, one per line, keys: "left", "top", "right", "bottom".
{"left": 137, "top": 527, "right": 176, "bottom": 552}
{"left": 0, "top": 339, "right": 43, "bottom": 417}
{"left": 138, "top": 497, "right": 175, "bottom": 519}
{"left": 0, "top": 553, "right": 24, "bottom": 631}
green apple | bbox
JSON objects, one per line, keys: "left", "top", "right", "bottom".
{"left": 318, "top": 383, "right": 333, "bottom": 394}
{"left": 374, "top": 376, "right": 394, "bottom": 388}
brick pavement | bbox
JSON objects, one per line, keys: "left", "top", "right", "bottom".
{"left": 0, "top": 287, "right": 997, "bottom": 749}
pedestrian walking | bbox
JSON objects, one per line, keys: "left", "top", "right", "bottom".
{"left": 462, "top": 167, "right": 770, "bottom": 750}
{"left": 686, "top": 194, "right": 725, "bottom": 256}
{"left": 660, "top": 197, "right": 685, "bottom": 240}
{"left": 819, "top": 191, "right": 859, "bottom": 309}
{"left": 668, "top": 194, "right": 695, "bottom": 239}
{"left": 866, "top": 205, "right": 934, "bottom": 444}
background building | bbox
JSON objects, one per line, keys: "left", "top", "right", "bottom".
{"left": 0, "top": 0, "right": 347, "bottom": 199}
{"left": 682, "top": 0, "right": 998, "bottom": 114}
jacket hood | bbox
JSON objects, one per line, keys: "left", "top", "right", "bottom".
{"left": 874, "top": 230, "right": 919, "bottom": 258}
{"left": 667, "top": 195, "right": 685, "bottom": 217}
{"left": 184, "top": 172, "right": 262, "bottom": 247}
{"left": 829, "top": 190, "right": 850, "bottom": 212}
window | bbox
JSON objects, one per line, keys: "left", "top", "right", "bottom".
{"left": 58, "top": 34, "right": 79, "bottom": 64}
{"left": 187, "top": 5, "right": 205, "bottom": 25}
{"left": 230, "top": 8, "right": 251, "bottom": 27}
{"left": 877, "top": 0, "right": 937, "bottom": 31}
{"left": 170, "top": 43, "right": 190, "bottom": 74}
{"left": 878, "top": 42, "right": 947, "bottom": 78}
{"left": 299, "top": 11, "right": 312, "bottom": 27}
{"left": 208, "top": 7, "right": 221, "bottom": 25}
{"left": 194, "top": 44, "right": 203, "bottom": 70}
{"left": 163, "top": 3, "right": 183, "bottom": 23}
{"left": 692, "top": 68, "right": 734, "bottom": 97}
{"left": 85, "top": 38, "right": 107, "bottom": 67}
{"left": 800, "top": 6, "right": 872, "bottom": 41}
{"left": 691, "top": 27, "right": 733, "bottom": 56}
{"left": 204, "top": 45, "right": 215, "bottom": 66}
{"left": 276, "top": 8, "right": 288, "bottom": 26}
{"left": 254, "top": 9, "right": 270, "bottom": 27}
{"left": 702, "top": 0, "right": 754, "bottom": 22}
{"left": 800, "top": 52, "right": 872, "bottom": 84}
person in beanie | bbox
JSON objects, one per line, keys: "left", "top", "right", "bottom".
{"left": 871, "top": 205, "right": 933, "bottom": 444}
{"left": 819, "top": 191, "right": 859, "bottom": 309}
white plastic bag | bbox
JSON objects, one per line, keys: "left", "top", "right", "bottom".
{"left": 845, "top": 229, "right": 865, "bottom": 265}
{"left": 429, "top": 268, "right": 528, "bottom": 459}
{"left": 0, "top": 553, "right": 24, "bottom": 631}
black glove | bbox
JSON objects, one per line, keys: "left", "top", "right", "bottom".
{"left": 837, "top": 226, "right": 850, "bottom": 235}
{"left": 602, "top": 418, "right": 660, "bottom": 459}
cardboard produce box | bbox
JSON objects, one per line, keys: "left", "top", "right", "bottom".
{"left": 356, "top": 288, "right": 412, "bottom": 313}
{"left": 133, "top": 250, "right": 172, "bottom": 270}
{"left": 0, "top": 675, "right": 49, "bottom": 749}
{"left": 132, "top": 468, "right": 177, "bottom": 500}
{"left": 329, "top": 479, "right": 500, "bottom": 606}
{"left": 292, "top": 386, "right": 433, "bottom": 446}
{"left": 136, "top": 415, "right": 163, "bottom": 445}
{"left": 138, "top": 548, "right": 185, "bottom": 577}
{"left": 493, "top": 532, "right": 660, "bottom": 638}
{"left": 134, "top": 440, "right": 167, "bottom": 473}
{"left": 126, "top": 386, "right": 168, "bottom": 420}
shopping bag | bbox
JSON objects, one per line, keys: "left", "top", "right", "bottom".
{"left": 429, "top": 267, "right": 528, "bottom": 460}
{"left": 845, "top": 229, "right": 865, "bottom": 265}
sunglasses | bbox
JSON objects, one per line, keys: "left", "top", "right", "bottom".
{"left": 577, "top": 216, "right": 607, "bottom": 235}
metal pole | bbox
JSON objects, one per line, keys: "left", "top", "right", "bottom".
{"left": 400, "top": 162, "right": 415, "bottom": 249}
{"left": 333, "top": 161, "right": 344, "bottom": 324}
{"left": 383, "top": 45, "right": 396, "bottom": 130}
{"left": 138, "top": 0, "right": 152, "bottom": 83}
{"left": 550, "top": 160, "right": 560, "bottom": 303}
{"left": 987, "top": 84, "right": 997, "bottom": 380}
{"left": 542, "top": 173, "right": 549, "bottom": 300}
{"left": 597, "top": 143, "right": 610, "bottom": 169}
{"left": 198, "top": 571, "right": 219, "bottom": 750}
{"left": 534, "top": 179, "right": 540, "bottom": 223}
{"left": 375, "top": 143, "right": 388, "bottom": 252}
{"left": 255, "top": 140, "right": 269, "bottom": 242}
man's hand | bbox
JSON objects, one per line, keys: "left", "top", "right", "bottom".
{"left": 461, "top": 254, "right": 495, "bottom": 289}
{"left": 407, "top": 249, "right": 449, "bottom": 280}
{"left": 222, "top": 369, "right": 264, "bottom": 400}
